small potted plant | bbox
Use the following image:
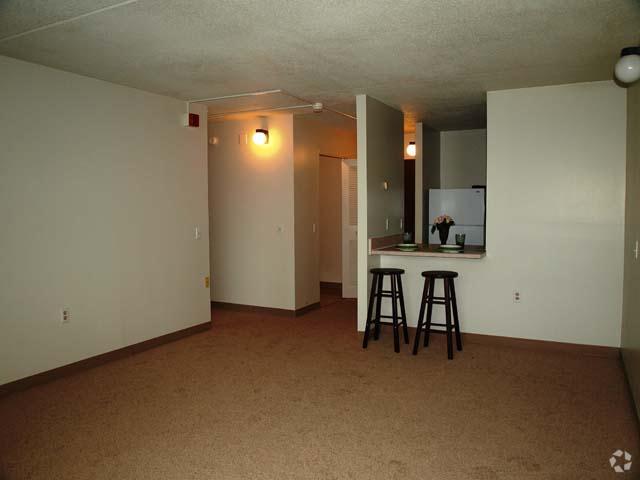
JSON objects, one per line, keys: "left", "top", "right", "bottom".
{"left": 431, "top": 215, "right": 455, "bottom": 245}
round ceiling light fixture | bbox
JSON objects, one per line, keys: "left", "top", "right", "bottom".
{"left": 406, "top": 141, "right": 416, "bottom": 157}
{"left": 252, "top": 128, "right": 269, "bottom": 145}
{"left": 614, "top": 46, "right": 640, "bottom": 85}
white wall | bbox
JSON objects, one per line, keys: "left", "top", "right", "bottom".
{"left": 422, "top": 126, "right": 441, "bottom": 193}
{"left": 307, "top": 114, "right": 357, "bottom": 284}
{"left": 364, "top": 101, "right": 404, "bottom": 239}
{"left": 319, "top": 158, "right": 343, "bottom": 283}
{"left": 415, "top": 126, "right": 423, "bottom": 243}
{"left": 621, "top": 81, "right": 640, "bottom": 410}
{"left": 381, "top": 81, "right": 626, "bottom": 347}
{"left": 356, "top": 95, "right": 404, "bottom": 330}
{"left": 208, "top": 115, "right": 296, "bottom": 310}
{"left": 440, "top": 129, "right": 487, "bottom": 188}
{"left": 415, "top": 124, "right": 441, "bottom": 242}
{"left": 0, "top": 56, "right": 210, "bottom": 385}
{"left": 293, "top": 117, "right": 320, "bottom": 309}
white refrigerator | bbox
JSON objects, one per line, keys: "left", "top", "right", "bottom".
{"left": 427, "top": 188, "right": 486, "bottom": 246}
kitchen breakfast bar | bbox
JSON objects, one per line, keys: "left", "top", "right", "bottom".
{"left": 371, "top": 243, "right": 486, "bottom": 259}
{"left": 366, "top": 237, "right": 488, "bottom": 356}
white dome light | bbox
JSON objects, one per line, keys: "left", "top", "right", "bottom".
{"left": 252, "top": 128, "right": 269, "bottom": 145}
{"left": 406, "top": 141, "right": 416, "bottom": 157}
{"left": 614, "top": 47, "right": 640, "bottom": 85}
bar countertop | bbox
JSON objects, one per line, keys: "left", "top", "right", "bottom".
{"left": 371, "top": 244, "right": 486, "bottom": 259}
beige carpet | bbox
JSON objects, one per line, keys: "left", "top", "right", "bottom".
{"left": 0, "top": 296, "right": 638, "bottom": 480}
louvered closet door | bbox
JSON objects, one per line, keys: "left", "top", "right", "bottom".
{"left": 341, "top": 159, "right": 357, "bottom": 298}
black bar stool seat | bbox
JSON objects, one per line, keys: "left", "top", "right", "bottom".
{"left": 370, "top": 268, "right": 405, "bottom": 274}
{"left": 421, "top": 271, "right": 458, "bottom": 279}
{"left": 363, "top": 268, "right": 409, "bottom": 353}
{"left": 413, "top": 270, "right": 462, "bottom": 359}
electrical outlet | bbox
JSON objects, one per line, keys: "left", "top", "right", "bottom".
{"left": 194, "top": 226, "right": 201, "bottom": 240}
{"left": 204, "top": 276, "right": 210, "bottom": 288}
{"left": 385, "top": 218, "right": 389, "bottom": 231}
{"left": 61, "top": 307, "right": 70, "bottom": 324}
{"left": 513, "top": 291, "right": 521, "bottom": 303}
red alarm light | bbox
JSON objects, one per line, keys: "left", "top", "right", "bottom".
{"left": 183, "top": 113, "right": 200, "bottom": 128}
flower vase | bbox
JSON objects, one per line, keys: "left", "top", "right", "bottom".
{"left": 438, "top": 225, "right": 451, "bottom": 245}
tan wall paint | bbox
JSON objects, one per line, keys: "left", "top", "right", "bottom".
{"left": 208, "top": 116, "right": 296, "bottom": 310}
{"left": 418, "top": 125, "right": 441, "bottom": 241}
{"left": 300, "top": 114, "right": 357, "bottom": 159}
{"left": 422, "top": 126, "right": 441, "bottom": 193}
{"left": 621, "top": 82, "right": 640, "bottom": 411}
{"left": 356, "top": 95, "right": 403, "bottom": 330}
{"left": 0, "top": 56, "right": 210, "bottom": 384}
{"left": 294, "top": 114, "right": 356, "bottom": 285}
{"left": 319, "top": 158, "right": 342, "bottom": 283}
{"left": 440, "top": 129, "right": 487, "bottom": 188}
{"left": 293, "top": 118, "right": 320, "bottom": 309}
{"left": 414, "top": 125, "right": 424, "bottom": 243}
{"left": 209, "top": 113, "right": 353, "bottom": 310}
{"left": 381, "top": 81, "right": 626, "bottom": 347}
{"left": 365, "top": 99, "right": 404, "bottom": 239}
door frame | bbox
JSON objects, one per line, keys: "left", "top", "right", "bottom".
{"left": 341, "top": 159, "right": 357, "bottom": 298}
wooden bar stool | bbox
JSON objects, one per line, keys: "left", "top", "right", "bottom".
{"left": 362, "top": 268, "right": 409, "bottom": 353}
{"left": 413, "top": 270, "right": 462, "bottom": 359}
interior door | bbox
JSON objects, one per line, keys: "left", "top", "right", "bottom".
{"left": 341, "top": 159, "right": 357, "bottom": 298}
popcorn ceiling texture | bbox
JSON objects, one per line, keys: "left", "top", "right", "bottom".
{"left": 0, "top": 297, "right": 638, "bottom": 479}
{"left": 0, "top": 0, "right": 639, "bottom": 130}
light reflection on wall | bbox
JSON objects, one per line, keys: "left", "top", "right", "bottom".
{"left": 248, "top": 125, "right": 284, "bottom": 167}
{"left": 208, "top": 116, "right": 293, "bottom": 175}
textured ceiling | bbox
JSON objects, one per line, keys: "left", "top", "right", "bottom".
{"left": 201, "top": 91, "right": 310, "bottom": 118}
{"left": 1, "top": 0, "right": 639, "bottom": 130}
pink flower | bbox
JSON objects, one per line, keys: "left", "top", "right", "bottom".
{"left": 433, "top": 215, "right": 454, "bottom": 224}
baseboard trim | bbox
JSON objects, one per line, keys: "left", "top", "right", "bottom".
{"left": 462, "top": 332, "right": 619, "bottom": 359}
{"left": 0, "top": 321, "right": 212, "bottom": 397}
{"left": 212, "top": 301, "right": 321, "bottom": 317}
{"left": 295, "top": 302, "right": 321, "bottom": 316}
{"left": 212, "top": 301, "right": 294, "bottom": 316}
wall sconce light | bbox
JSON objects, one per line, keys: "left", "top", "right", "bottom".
{"left": 615, "top": 46, "right": 640, "bottom": 85}
{"left": 252, "top": 128, "right": 269, "bottom": 145}
{"left": 406, "top": 141, "right": 416, "bottom": 157}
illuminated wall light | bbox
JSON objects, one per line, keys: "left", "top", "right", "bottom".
{"left": 252, "top": 128, "right": 269, "bottom": 145}
{"left": 406, "top": 141, "right": 416, "bottom": 157}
